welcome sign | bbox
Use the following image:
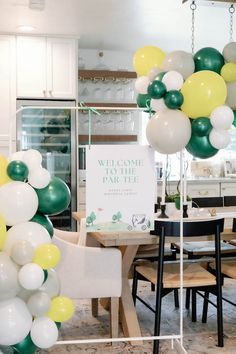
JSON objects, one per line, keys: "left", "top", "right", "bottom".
{"left": 86, "top": 145, "right": 156, "bottom": 232}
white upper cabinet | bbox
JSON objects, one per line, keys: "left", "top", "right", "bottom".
{"left": 16, "top": 36, "right": 77, "bottom": 99}
{"left": 0, "top": 35, "right": 16, "bottom": 145}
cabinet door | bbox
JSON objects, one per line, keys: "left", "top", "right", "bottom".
{"left": 47, "top": 38, "right": 76, "bottom": 99}
{"left": 221, "top": 182, "right": 236, "bottom": 196}
{"left": 16, "top": 36, "right": 47, "bottom": 98}
{"left": 0, "top": 35, "right": 16, "bottom": 145}
{"left": 187, "top": 183, "right": 220, "bottom": 198}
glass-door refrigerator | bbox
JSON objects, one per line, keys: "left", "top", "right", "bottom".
{"left": 16, "top": 99, "right": 77, "bottom": 231}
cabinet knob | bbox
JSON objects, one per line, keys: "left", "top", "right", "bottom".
{"left": 49, "top": 90, "right": 53, "bottom": 97}
{"left": 43, "top": 90, "right": 46, "bottom": 97}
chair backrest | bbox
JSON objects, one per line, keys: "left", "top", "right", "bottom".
{"left": 53, "top": 230, "right": 122, "bottom": 299}
{"left": 152, "top": 218, "right": 224, "bottom": 238}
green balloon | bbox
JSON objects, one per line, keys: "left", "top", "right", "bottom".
{"left": 7, "top": 161, "right": 29, "bottom": 181}
{"left": 164, "top": 90, "right": 184, "bottom": 109}
{"left": 35, "top": 177, "right": 71, "bottom": 216}
{"left": 55, "top": 322, "right": 62, "bottom": 329}
{"left": 192, "top": 117, "right": 212, "bottom": 137}
{"left": 194, "top": 47, "right": 225, "bottom": 74}
{"left": 30, "top": 213, "right": 54, "bottom": 237}
{"left": 154, "top": 71, "right": 166, "bottom": 81}
{"left": 11, "top": 334, "right": 37, "bottom": 354}
{"left": 147, "top": 80, "right": 166, "bottom": 99}
{"left": 43, "top": 269, "right": 48, "bottom": 283}
{"left": 136, "top": 93, "right": 151, "bottom": 108}
{"left": 233, "top": 110, "right": 236, "bottom": 127}
{"left": 186, "top": 134, "right": 218, "bottom": 159}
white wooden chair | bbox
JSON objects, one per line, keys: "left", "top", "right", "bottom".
{"left": 53, "top": 225, "right": 122, "bottom": 338}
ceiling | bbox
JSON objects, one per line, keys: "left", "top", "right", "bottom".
{"left": 0, "top": 0, "right": 235, "bottom": 54}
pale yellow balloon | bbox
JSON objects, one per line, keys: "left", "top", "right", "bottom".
{"left": 0, "top": 214, "right": 7, "bottom": 250}
{"left": 133, "top": 46, "right": 166, "bottom": 77}
{"left": 0, "top": 155, "right": 11, "bottom": 186}
{"left": 221, "top": 63, "right": 236, "bottom": 82}
{"left": 33, "top": 243, "right": 61, "bottom": 269}
{"left": 181, "top": 70, "right": 227, "bottom": 119}
{"left": 47, "top": 296, "right": 75, "bottom": 322}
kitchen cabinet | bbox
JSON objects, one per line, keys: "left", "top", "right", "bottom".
{"left": 221, "top": 182, "right": 236, "bottom": 197}
{"left": 187, "top": 182, "right": 220, "bottom": 198}
{"left": 0, "top": 35, "right": 16, "bottom": 154}
{"left": 16, "top": 36, "right": 77, "bottom": 99}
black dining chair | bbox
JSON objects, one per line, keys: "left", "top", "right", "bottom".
{"left": 132, "top": 218, "right": 225, "bottom": 354}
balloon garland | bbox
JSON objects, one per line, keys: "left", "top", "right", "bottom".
{"left": 0, "top": 149, "right": 74, "bottom": 353}
{"left": 134, "top": 43, "right": 236, "bottom": 158}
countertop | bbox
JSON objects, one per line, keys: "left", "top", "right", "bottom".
{"left": 157, "top": 177, "right": 236, "bottom": 184}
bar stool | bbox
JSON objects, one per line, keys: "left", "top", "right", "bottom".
{"left": 132, "top": 218, "right": 225, "bottom": 354}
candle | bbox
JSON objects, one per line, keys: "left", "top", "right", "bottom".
{"left": 161, "top": 168, "right": 166, "bottom": 204}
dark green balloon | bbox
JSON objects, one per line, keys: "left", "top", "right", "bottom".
{"left": 186, "top": 134, "right": 218, "bottom": 159}
{"left": 164, "top": 90, "right": 184, "bottom": 109}
{"left": 194, "top": 47, "right": 225, "bottom": 74}
{"left": 233, "top": 110, "right": 236, "bottom": 127}
{"left": 191, "top": 117, "right": 212, "bottom": 137}
{"left": 43, "top": 269, "right": 48, "bottom": 283}
{"left": 147, "top": 80, "right": 166, "bottom": 99}
{"left": 30, "top": 213, "right": 54, "bottom": 237}
{"left": 55, "top": 322, "right": 62, "bottom": 329}
{"left": 35, "top": 177, "right": 71, "bottom": 216}
{"left": 136, "top": 93, "right": 151, "bottom": 108}
{"left": 7, "top": 160, "right": 29, "bottom": 181}
{"left": 154, "top": 71, "right": 166, "bottom": 81}
{"left": 11, "top": 334, "right": 37, "bottom": 354}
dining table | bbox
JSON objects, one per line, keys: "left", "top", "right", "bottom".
{"left": 72, "top": 210, "right": 236, "bottom": 344}
{"left": 72, "top": 211, "right": 160, "bottom": 344}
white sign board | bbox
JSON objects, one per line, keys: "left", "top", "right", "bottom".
{"left": 86, "top": 145, "right": 156, "bottom": 232}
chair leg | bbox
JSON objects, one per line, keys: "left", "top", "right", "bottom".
{"left": 174, "top": 289, "right": 179, "bottom": 308}
{"left": 202, "top": 291, "right": 209, "bottom": 323}
{"left": 132, "top": 268, "right": 138, "bottom": 306}
{"left": 191, "top": 289, "right": 197, "bottom": 322}
{"left": 110, "top": 297, "right": 119, "bottom": 341}
{"left": 185, "top": 288, "right": 190, "bottom": 309}
{"left": 91, "top": 298, "right": 98, "bottom": 317}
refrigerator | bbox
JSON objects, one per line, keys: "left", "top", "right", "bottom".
{"left": 16, "top": 99, "right": 77, "bottom": 231}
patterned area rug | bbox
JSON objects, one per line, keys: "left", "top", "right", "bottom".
{"left": 2, "top": 279, "right": 236, "bottom": 353}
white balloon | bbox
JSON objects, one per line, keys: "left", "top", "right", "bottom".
{"left": 210, "top": 105, "right": 234, "bottom": 130}
{"left": 11, "top": 240, "right": 34, "bottom": 265}
{"left": 146, "top": 110, "right": 191, "bottom": 154}
{"left": 209, "top": 129, "right": 231, "bottom": 149}
{"left": 148, "top": 66, "right": 162, "bottom": 81}
{"left": 134, "top": 76, "right": 150, "bottom": 94}
{"left": 0, "top": 182, "right": 38, "bottom": 226}
{"left": 226, "top": 81, "right": 236, "bottom": 109}
{"left": 4, "top": 221, "right": 51, "bottom": 255}
{"left": 27, "top": 291, "right": 51, "bottom": 317}
{"left": 39, "top": 268, "right": 60, "bottom": 298}
{"left": 28, "top": 167, "right": 51, "bottom": 189}
{"left": 162, "top": 70, "right": 184, "bottom": 91}
{"left": 22, "top": 149, "right": 42, "bottom": 171}
{"left": 18, "top": 263, "right": 44, "bottom": 290}
{"left": 151, "top": 98, "right": 167, "bottom": 112}
{"left": 9, "top": 150, "right": 25, "bottom": 162}
{"left": 0, "top": 297, "right": 32, "bottom": 345}
{"left": 31, "top": 317, "right": 58, "bottom": 349}
{"left": 0, "top": 252, "right": 20, "bottom": 301}
{"left": 162, "top": 50, "right": 195, "bottom": 79}
{"left": 223, "top": 42, "right": 236, "bottom": 63}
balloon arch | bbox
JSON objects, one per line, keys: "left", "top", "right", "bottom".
{"left": 133, "top": 44, "right": 236, "bottom": 158}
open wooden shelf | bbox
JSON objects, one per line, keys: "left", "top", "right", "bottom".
{"left": 78, "top": 69, "right": 137, "bottom": 80}
{"left": 78, "top": 134, "right": 138, "bottom": 143}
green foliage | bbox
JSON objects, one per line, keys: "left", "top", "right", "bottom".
{"left": 86, "top": 211, "right": 96, "bottom": 226}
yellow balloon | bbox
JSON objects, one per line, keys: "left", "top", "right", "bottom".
{"left": 47, "top": 296, "right": 75, "bottom": 322}
{"left": 0, "top": 155, "right": 11, "bottom": 186}
{"left": 221, "top": 62, "right": 236, "bottom": 82}
{"left": 181, "top": 70, "right": 227, "bottom": 118}
{"left": 33, "top": 243, "right": 61, "bottom": 269}
{"left": 133, "top": 46, "right": 166, "bottom": 76}
{"left": 0, "top": 214, "right": 7, "bottom": 250}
